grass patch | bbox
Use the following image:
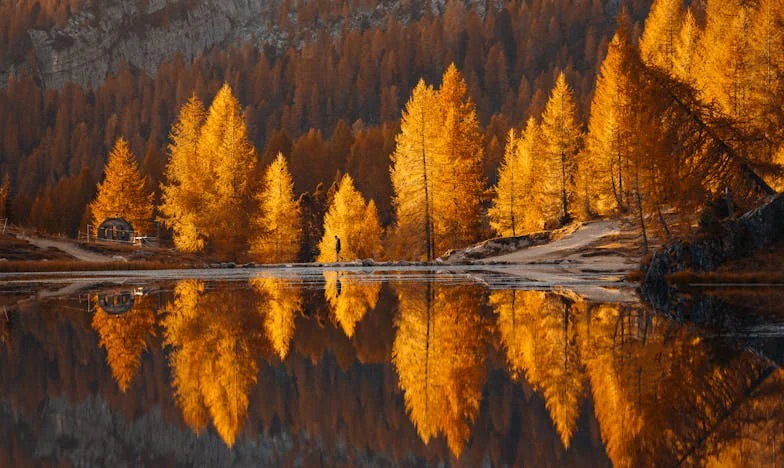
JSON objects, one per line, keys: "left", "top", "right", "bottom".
{"left": 0, "top": 259, "right": 195, "bottom": 274}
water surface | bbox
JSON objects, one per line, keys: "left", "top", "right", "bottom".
{"left": 0, "top": 269, "right": 782, "bottom": 466}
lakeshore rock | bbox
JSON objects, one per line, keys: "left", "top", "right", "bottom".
{"left": 642, "top": 193, "right": 784, "bottom": 309}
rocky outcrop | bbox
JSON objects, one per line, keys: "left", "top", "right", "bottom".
{"left": 5, "top": 0, "right": 491, "bottom": 89}
{"left": 642, "top": 193, "right": 784, "bottom": 310}
{"left": 440, "top": 231, "right": 553, "bottom": 262}
{"left": 25, "top": 0, "right": 280, "bottom": 89}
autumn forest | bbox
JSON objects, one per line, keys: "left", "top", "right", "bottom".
{"left": 1, "top": 0, "right": 783, "bottom": 263}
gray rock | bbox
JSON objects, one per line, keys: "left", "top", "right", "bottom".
{"left": 4, "top": 0, "right": 493, "bottom": 89}
{"left": 642, "top": 193, "right": 784, "bottom": 309}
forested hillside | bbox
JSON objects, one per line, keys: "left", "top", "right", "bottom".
{"left": 1, "top": 0, "right": 782, "bottom": 262}
{"left": 0, "top": 0, "right": 650, "bottom": 234}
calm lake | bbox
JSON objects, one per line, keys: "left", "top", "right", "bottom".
{"left": 1, "top": 268, "right": 782, "bottom": 466}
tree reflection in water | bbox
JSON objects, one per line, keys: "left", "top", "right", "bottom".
{"left": 251, "top": 274, "right": 303, "bottom": 360}
{"left": 392, "top": 280, "right": 487, "bottom": 456}
{"left": 162, "top": 280, "right": 267, "bottom": 446}
{"left": 324, "top": 271, "right": 381, "bottom": 338}
{"left": 491, "top": 290, "right": 587, "bottom": 449}
{"left": 91, "top": 292, "right": 157, "bottom": 392}
{"left": 3, "top": 275, "right": 781, "bottom": 465}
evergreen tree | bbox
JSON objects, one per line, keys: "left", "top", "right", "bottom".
{"left": 90, "top": 138, "right": 154, "bottom": 235}
{"left": 250, "top": 152, "right": 301, "bottom": 263}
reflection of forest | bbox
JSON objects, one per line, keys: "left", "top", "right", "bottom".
{"left": 491, "top": 291, "right": 784, "bottom": 467}
{"left": 392, "top": 281, "right": 487, "bottom": 456}
{"left": 0, "top": 279, "right": 782, "bottom": 465}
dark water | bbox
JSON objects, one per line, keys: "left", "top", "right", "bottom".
{"left": 0, "top": 269, "right": 782, "bottom": 467}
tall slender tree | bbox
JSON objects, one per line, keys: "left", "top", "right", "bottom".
{"left": 540, "top": 73, "right": 583, "bottom": 224}
{"left": 673, "top": 7, "right": 699, "bottom": 83}
{"left": 639, "top": 0, "right": 684, "bottom": 72}
{"left": 434, "top": 64, "right": 484, "bottom": 251}
{"left": 250, "top": 152, "right": 301, "bottom": 263}
{"left": 198, "top": 83, "right": 258, "bottom": 255}
{"left": 390, "top": 80, "right": 442, "bottom": 260}
{"left": 489, "top": 119, "right": 546, "bottom": 236}
{"left": 159, "top": 95, "right": 207, "bottom": 252}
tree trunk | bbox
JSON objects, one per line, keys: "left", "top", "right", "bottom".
{"left": 634, "top": 163, "right": 648, "bottom": 253}
{"left": 561, "top": 151, "right": 570, "bottom": 224}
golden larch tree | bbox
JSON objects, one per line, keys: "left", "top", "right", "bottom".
{"left": 162, "top": 280, "right": 209, "bottom": 434}
{"left": 90, "top": 138, "right": 154, "bottom": 235}
{"left": 749, "top": 0, "right": 784, "bottom": 159}
{"left": 159, "top": 95, "right": 207, "bottom": 252}
{"left": 696, "top": 0, "right": 754, "bottom": 125}
{"left": 586, "top": 31, "right": 636, "bottom": 214}
{"left": 390, "top": 79, "right": 442, "bottom": 260}
{"left": 673, "top": 7, "right": 700, "bottom": 83}
{"left": 317, "top": 174, "right": 382, "bottom": 262}
{"left": 540, "top": 73, "right": 583, "bottom": 224}
{"left": 197, "top": 83, "right": 258, "bottom": 255}
{"left": 491, "top": 290, "right": 586, "bottom": 449}
{"left": 434, "top": 64, "right": 485, "bottom": 251}
{"left": 489, "top": 119, "right": 546, "bottom": 236}
{"left": 639, "top": 0, "right": 684, "bottom": 72}
{"left": 489, "top": 129, "right": 524, "bottom": 237}
{"left": 251, "top": 152, "right": 301, "bottom": 263}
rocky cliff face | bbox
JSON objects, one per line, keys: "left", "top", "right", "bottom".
{"left": 6, "top": 0, "right": 491, "bottom": 90}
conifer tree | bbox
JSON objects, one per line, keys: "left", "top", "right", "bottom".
{"left": 489, "top": 129, "right": 523, "bottom": 237}
{"left": 696, "top": 0, "right": 753, "bottom": 123}
{"left": 159, "top": 95, "right": 207, "bottom": 252}
{"left": 390, "top": 80, "right": 441, "bottom": 260}
{"left": 324, "top": 271, "right": 381, "bottom": 338}
{"left": 639, "top": 0, "right": 684, "bottom": 72}
{"left": 750, "top": 0, "right": 784, "bottom": 157}
{"left": 250, "top": 152, "right": 301, "bottom": 263}
{"left": 673, "top": 7, "right": 699, "bottom": 83}
{"left": 489, "top": 121, "right": 546, "bottom": 236}
{"left": 198, "top": 83, "right": 258, "bottom": 255}
{"left": 434, "top": 64, "right": 485, "bottom": 251}
{"left": 251, "top": 275, "right": 302, "bottom": 360}
{"left": 540, "top": 73, "right": 583, "bottom": 224}
{"left": 90, "top": 138, "right": 154, "bottom": 235}
{"left": 317, "top": 174, "right": 382, "bottom": 261}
